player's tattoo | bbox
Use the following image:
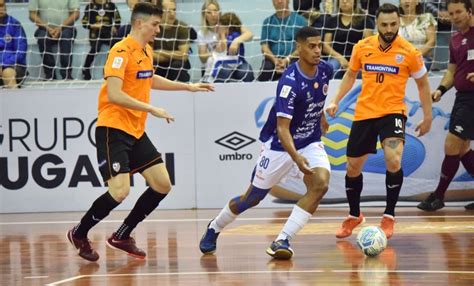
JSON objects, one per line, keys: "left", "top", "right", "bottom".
{"left": 385, "top": 139, "right": 401, "bottom": 149}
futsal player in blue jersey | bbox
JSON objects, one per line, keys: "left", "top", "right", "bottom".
{"left": 199, "top": 27, "right": 333, "bottom": 260}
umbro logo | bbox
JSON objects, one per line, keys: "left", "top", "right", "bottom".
{"left": 455, "top": 125, "right": 464, "bottom": 133}
{"left": 215, "top": 131, "right": 256, "bottom": 151}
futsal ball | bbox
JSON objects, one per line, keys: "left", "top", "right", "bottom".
{"left": 356, "top": 226, "right": 387, "bottom": 257}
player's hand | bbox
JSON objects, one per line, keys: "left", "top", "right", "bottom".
{"left": 415, "top": 118, "right": 432, "bottom": 137}
{"left": 150, "top": 107, "right": 175, "bottom": 123}
{"left": 294, "top": 154, "right": 315, "bottom": 175}
{"left": 325, "top": 102, "right": 338, "bottom": 118}
{"left": 431, "top": 89, "right": 442, "bottom": 102}
{"left": 188, "top": 83, "right": 215, "bottom": 92}
{"left": 466, "top": 72, "right": 474, "bottom": 83}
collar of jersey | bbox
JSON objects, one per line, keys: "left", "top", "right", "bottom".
{"left": 295, "top": 61, "right": 319, "bottom": 80}
{"left": 124, "top": 35, "right": 147, "bottom": 51}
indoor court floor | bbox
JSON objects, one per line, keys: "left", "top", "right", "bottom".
{"left": 1, "top": 207, "right": 473, "bottom": 285}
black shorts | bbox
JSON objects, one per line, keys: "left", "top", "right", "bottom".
{"left": 95, "top": 127, "right": 163, "bottom": 182}
{"left": 449, "top": 92, "right": 474, "bottom": 140}
{"left": 347, "top": 114, "right": 406, "bottom": 157}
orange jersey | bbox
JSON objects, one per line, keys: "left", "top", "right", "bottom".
{"left": 96, "top": 35, "right": 154, "bottom": 138}
{"left": 348, "top": 35, "right": 426, "bottom": 121}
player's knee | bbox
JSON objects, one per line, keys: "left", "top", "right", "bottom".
{"left": 385, "top": 157, "right": 401, "bottom": 172}
{"left": 148, "top": 178, "right": 172, "bottom": 194}
{"left": 230, "top": 186, "right": 270, "bottom": 214}
{"left": 109, "top": 186, "right": 130, "bottom": 202}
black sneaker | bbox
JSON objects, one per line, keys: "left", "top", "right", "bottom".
{"left": 417, "top": 193, "right": 445, "bottom": 211}
{"left": 67, "top": 229, "right": 99, "bottom": 262}
{"left": 199, "top": 221, "right": 220, "bottom": 254}
{"left": 465, "top": 202, "right": 474, "bottom": 210}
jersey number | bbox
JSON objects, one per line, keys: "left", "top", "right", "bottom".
{"left": 395, "top": 118, "right": 403, "bottom": 128}
{"left": 259, "top": 156, "right": 270, "bottom": 169}
{"left": 376, "top": 73, "right": 385, "bottom": 83}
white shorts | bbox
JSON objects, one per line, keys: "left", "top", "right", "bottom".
{"left": 251, "top": 141, "right": 331, "bottom": 189}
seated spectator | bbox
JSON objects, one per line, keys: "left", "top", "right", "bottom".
{"left": 360, "top": 0, "right": 379, "bottom": 17}
{"left": 399, "top": 0, "right": 436, "bottom": 71}
{"left": 153, "top": 0, "right": 191, "bottom": 82}
{"left": 323, "top": 0, "right": 374, "bottom": 79}
{"left": 197, "top": 0, "right": 253, "bottom": 77}
{"left": 0, "top": 0, "right": 27, "bottom": 88}
{"left": 293, "top": 0, "right": 333, "bottom": 28}
{"left": 28, "top": 0, "right": 80, "bottom": 80}
{"left": 257, "top": 0, "right": 307, "bottom": 82}
{"left": 203, "top": 12, "right": 254, "bottom": 83}
{"left": 82, "top": 0, "right": 121, "bottom": 80}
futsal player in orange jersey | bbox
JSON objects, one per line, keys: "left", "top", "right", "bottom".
{"left": 326, "top": 3, "right": 432, "bottom": 240}
{"left": 67, "top": 2, "right": 213, "bottom": 262}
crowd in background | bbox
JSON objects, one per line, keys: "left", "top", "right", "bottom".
{"left": 0, "top": 0, "right": 463, "bottom": 88}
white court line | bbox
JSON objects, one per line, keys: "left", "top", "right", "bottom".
{"left": 1, "top": 215, "right": 473, "bottom": 226}
{"left": 45, "top": 269, "right": 474, "bottom": 285}
{"left": 24, "top": 276, "right": 49, "bottom": 279}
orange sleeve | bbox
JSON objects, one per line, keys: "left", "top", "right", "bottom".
{"left": 103, "top": 47, "right": 129, "bottom": 80}
{"left": 348, "top": 42, "right": 362, "bottom": 72}
{"left": 408, "top": 48, "right": 427, "bottom": 79}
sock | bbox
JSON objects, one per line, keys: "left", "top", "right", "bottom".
{"left": 384, "top": 169, "right": 403, "bottom": 217}
{"left": 210, "top": 203, "right": 237, "bottom": 233}
{"left": 461, "top": 149, "right": 474, "bottom": 175}
{"left": 276, "top": 205, "right": 312, "bottom": 241}
{"left": 434, "top": 155, "right": 461, "bottom": 200}
{"left": 115, "top": 187, "right": 167, "bottom": 240}
{"left": 346, "top": 174, "right": 363, "bottom": 217}
{"left": 73, "top": 191, "right": 120, "bottom": 239}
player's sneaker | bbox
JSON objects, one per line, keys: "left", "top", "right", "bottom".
{"left": 380, "top": 215, "right": 395, "bottom": 239}
{"left": 106, "top": 233, "right": 146, "bottom": 259}
{"left": 67, "top": 229, "right": 99, "bottom": 262}
{"left": 417, "top": 193, "right": 445, "bottom": 211}
{"left": 199, "top": 221, "right": 220, "bottom": 254}
{"left": 465, "top": 202, "right": 474, "bottom": 210}
{"left": 335, "top": 214, "right": 365, "bottom": 238}
{"left": 266, "top": 239, "right": 294, "bottom": 260}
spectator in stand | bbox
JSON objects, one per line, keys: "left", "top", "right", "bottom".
{"left": 197, "top": 0, "right": 253, "bottom": 77}
{"left": 323, "top": 0, "right": 374, "bottom": 79}
{"left": 153, "top": 0, "right": 191, "bottom": 82}
{"left": 82, "top": 0, "right": 121, "bottom": 80}
{"left": 0, "top": 0, "right": 27, "bottom": 88}
{"left": 360, "top": 0, "right": 379, "bottom": 17}
{"left": 258, "top": 0, "right": 307, "bottom": 82}
{"left": 28, "top": 0, "right": 80, "bottom": 80}
{"left": 203, "top": 12, "right": 254, "bottom": 83}
{"left": 293, "top": 0, "right": 333, "bottom": 28}
{"left": 399, "top": 0, "right": 437, "bottom": 72}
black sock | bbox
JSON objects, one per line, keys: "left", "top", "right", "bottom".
{"left": 384, "top": 169, "right": 404, "bottom": 217}
{"left": 73, "top": 191, "right": 120, "bottom": 239}
{"left": 114, "top": 187, "right": 168, "bottom": 240}
{"left": 346, "top": 174, "right": 363, "bottom": 217}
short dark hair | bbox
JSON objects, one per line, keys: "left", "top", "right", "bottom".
{"left": 447, "top": 0, "right": 472, "bottom": 12}
{"left": 131, "top": 2, "right": 163, "bottom": 23}
{"left": 295, "top": 27, "right": 321, "bottom": 42}
{"left": 376, "top": 3, "right": 400, "bottom": 19}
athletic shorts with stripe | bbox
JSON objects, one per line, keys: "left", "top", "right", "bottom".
{"left": 251, "top": 141, "right": 331, "bottom": 190}
{"left": 346, "top": 114, "right": 407, "bottom": 158}
{"left": 95, "top": 127, "right": 163, "bottom": 182}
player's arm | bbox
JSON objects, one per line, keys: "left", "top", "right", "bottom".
{"left": 276, "top": 117, "right": 314, "bottom": 175}
{"left": 107, "top": 76, "right": 174, "bottom": 122}
{"left": 151, "top": 75, "right": 214, "bottom": 92}
{"left": 414, "top": 73, "right": 432, "bottom": 137}
{"left": 432, "top": 63, "right": 455, "bottom": 102}
{"left": 325, "top": 68, "right": 357, "bottom": 117}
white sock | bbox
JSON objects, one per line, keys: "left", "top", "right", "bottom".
{"left": 276, "top": 205, "right": 312, "bottom": 241}
{"left": 210, "top": 203, "right": 237, "bottom": 233}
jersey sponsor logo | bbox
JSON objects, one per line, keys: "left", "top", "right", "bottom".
{"left": 136, "top": 70, "right": 153, "bottom": 79}
{"left": 364, "top": 64, "right": 399, "bottom": 74}
{"left": 285, "top": 70, "right": 295, "bottom": 81}
{"left": 112, "top": 57, "right": 123, "bottom": 69}
{"left": 279, "top": 85, "right": 292, "bottom": 98}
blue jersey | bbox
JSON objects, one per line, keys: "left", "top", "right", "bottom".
{"left": 259, "top": 61, "right": 333, "bottom": 151}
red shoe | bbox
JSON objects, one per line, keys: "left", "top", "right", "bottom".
{"left": 67, "top": 229, "right": 99, "bottom": 262}
{"left": 106, "top": 233, "right": 146, "bottom": 259}
{"left": 380, "top": 215, "right": 395, "bottom": 239}
{"left": 335, "top": 214, "right": 365, "bottom": 238}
